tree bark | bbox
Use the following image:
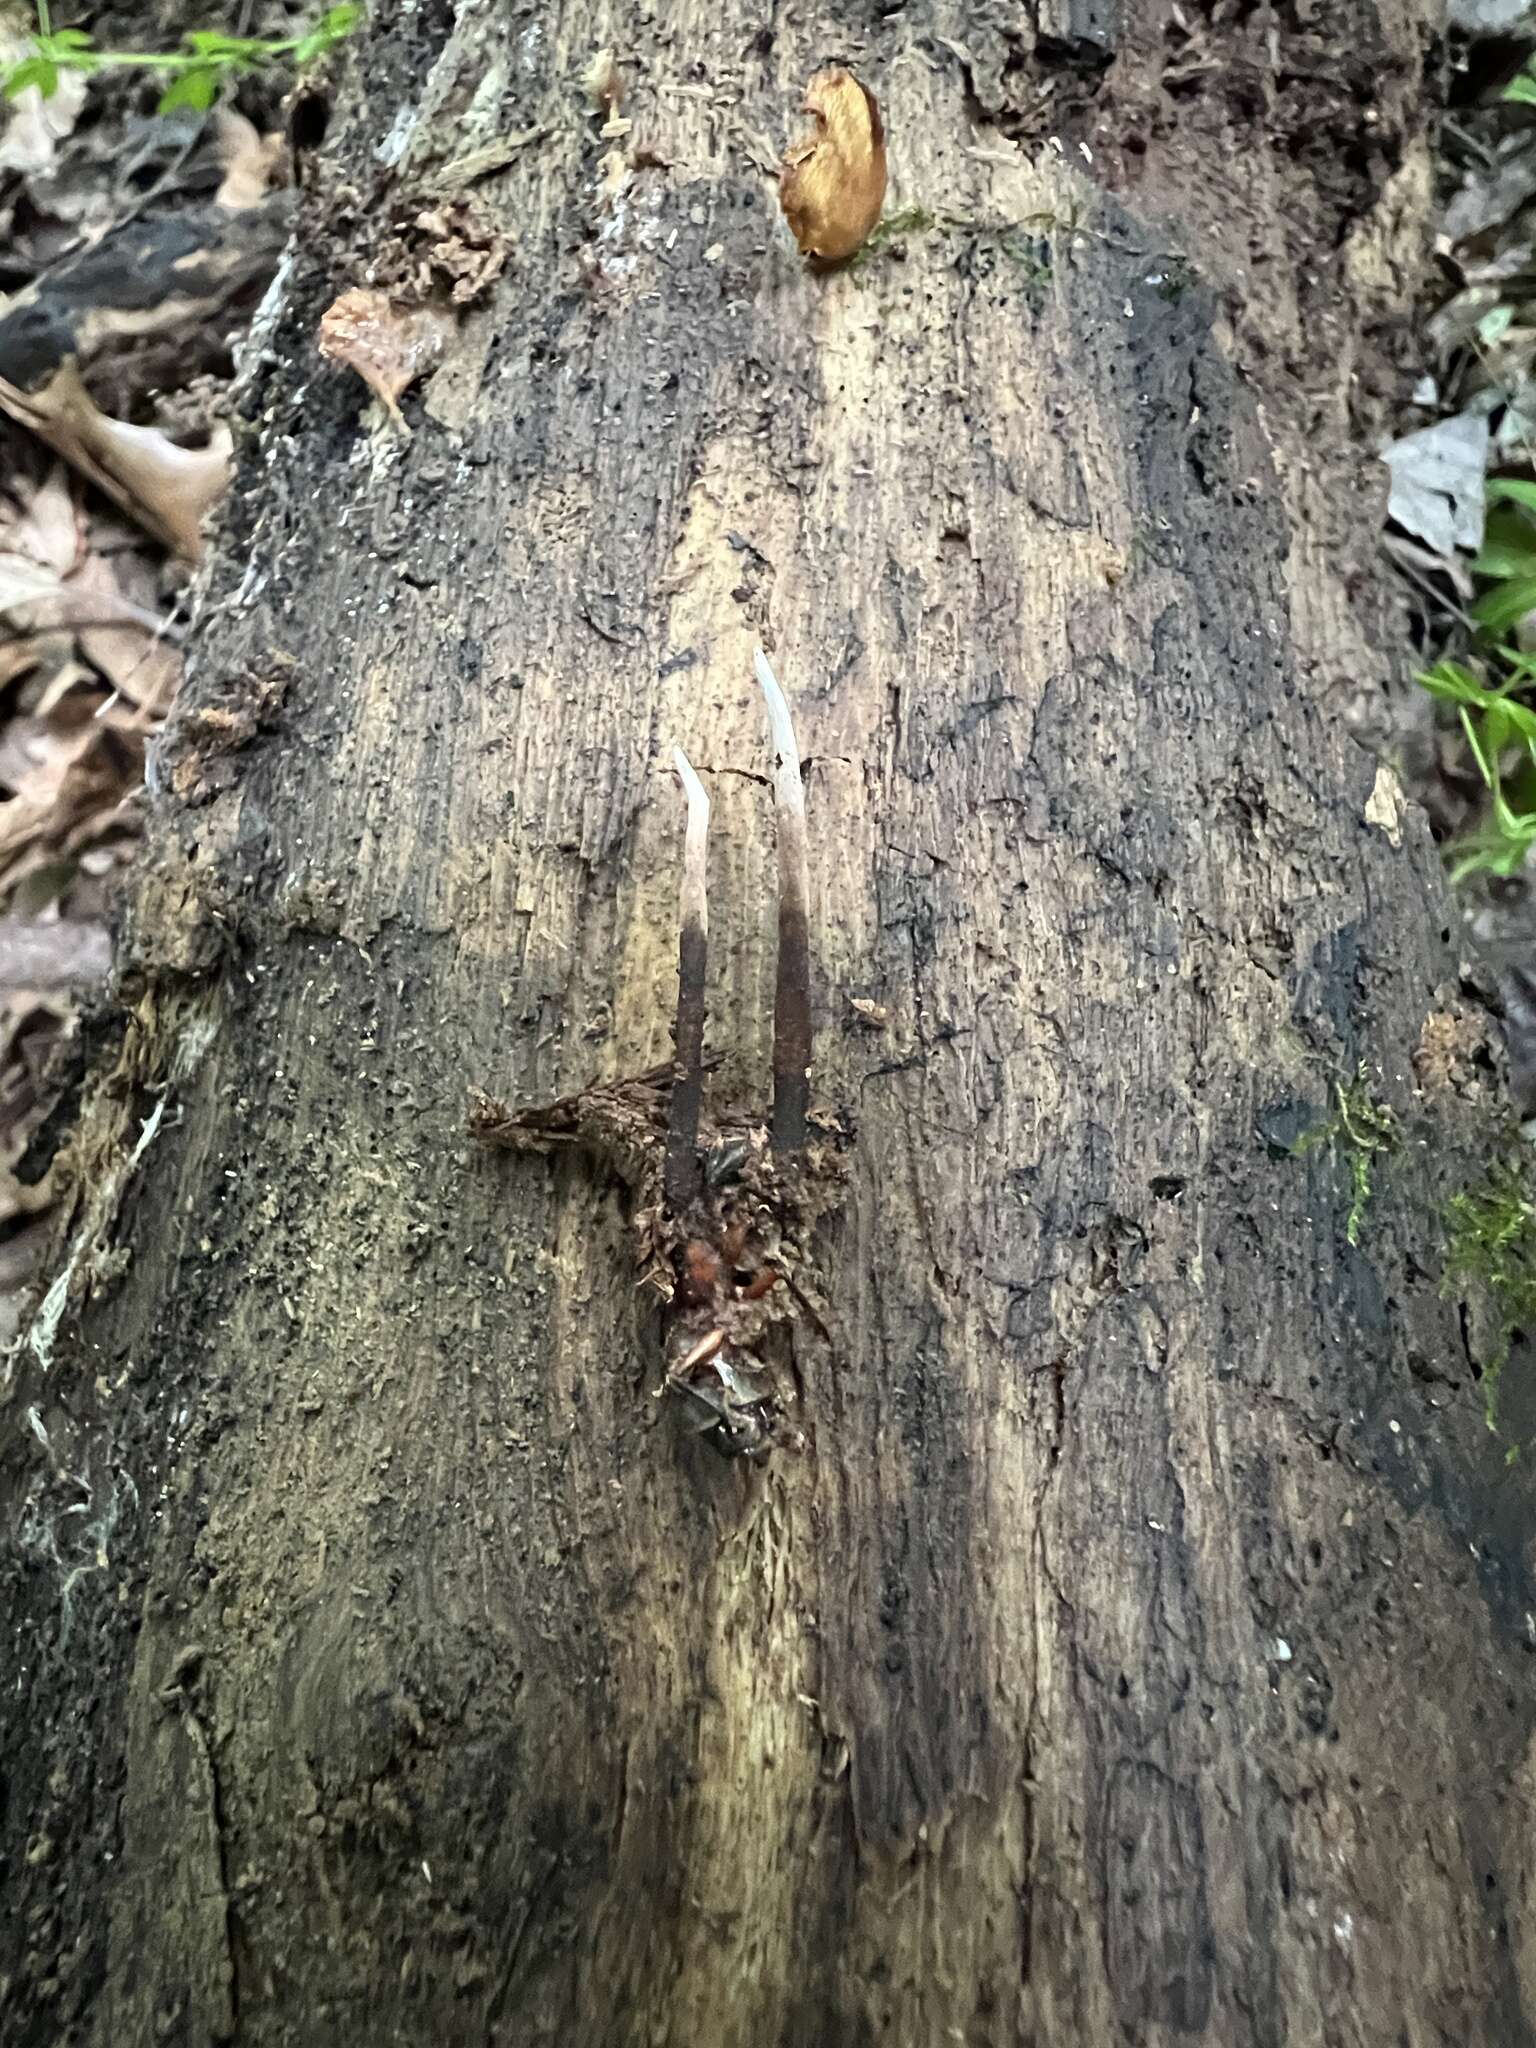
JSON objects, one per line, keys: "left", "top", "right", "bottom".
{"left": 5, "top": 4, "right": 1532, "bottom": 2045}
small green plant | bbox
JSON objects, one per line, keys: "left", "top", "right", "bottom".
{"left": 1417, "top": 478, "right": 1536, "bottom": 879}
{"left": 850, "top": 207, "right": 1054, "bottom": 296}
{"left": 848, "top": 204, "right": 942, "bottom": 270}
{"left": 1506, "top": 62, "right": 1536, "bottom": 108}
{"left": 3, "top": 2, "right": 359, "bottom": 116}
{"left": 1444, "top": 1156, "right": 1536, "bottom": 1448}
{"left": 1418, "top": 656, "right": 1536, "bottom": 879}
{"left": 1293, "top": 1064, "right": 1399, "bottom": 1246}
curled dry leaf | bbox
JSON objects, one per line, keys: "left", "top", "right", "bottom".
{"left": 779, "top": 69, "right": 887, "bottom": 265}
{"left": 212, "top": 108, "right": 287, "bottom": 212}
{"left": 0, "top": 717, "right": 129, "bottom": 899}
{"left": 70, "top": 554, "right": 180, "bottom": 712}
{"left": 0, "top": 365, "right": 230, "bottom": 560}
{"left": 317, "top": 288, "right": 455, "bottom": 432}
{"left": 7, "top": 465, "right": 80, "bottom": 582}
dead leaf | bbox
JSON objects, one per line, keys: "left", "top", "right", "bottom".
{"left": 31, "top": 648, "right": 99, "bottom": 720}
{"left": 0, "top": 641, "right": 43, "bottom": 694}
{"left": 71, "top": 554, "right": 181, "bottom": 711}
{"left": 0, "top": 467, "right": 180, "bottom": 675}
{"left": 0, "top": 552, "right": 70, "bottom": 628}
{"left": 0, "top": 722, "right": 107, "bottom": 879}
{"left": 1382, "top": 410, "right": 1489, "bottom": 556}
{"left": 0, "top": 67, "right": 87, "bottom": 178}
{"left": 6, "top": 465, "right": 79, "bottom": 579}
{"left": 0, "top": 991, "right": 73, "bottom": 1235}
{"left": 318, "top": 288, "right": 455, "bottom": 430}
{"left": 0, "top": 916, "right": 111, "bottom": 992}
{"left": 0, "top": 707, "right": 138, "bottom": 904}
{"left": 779, "top": 70, "right": 887, "bottom": 265}
{"left": 0, "top": 365, "right": 230, "bottom": 559}
{"left": 213, "top": 108, "right": 286, "bottom": 211}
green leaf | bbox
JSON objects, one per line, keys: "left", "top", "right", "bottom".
{"left": 1487, "top": 478, "right": 1536, "bottom": 514}
{"left": 158, "top": 65, "right": 220, "bottom": 113}
{"left": 45, "top": 28, "right": 94, "bottom": 51}
{"left": 3, "top": 54, "right": 58, "bottom": 98}
{"left": 1491, "top": 654, "right": 1536, "bottom": 702}
{"left": 1485, "top": 702, "right": 1521, "bottom": 760}
{"left": 1505, "top": 70, "right": 1536, "bottom": 105}
{"left": 294, "top": 4, "right": 361, "bottom": 66}
{"left": 1419, "top": 660, "right": 1491, "bottom": 707}
{"left": 1472, "top": 575, "right": 1536, "bottom": 633}
{"left": 1428, "top": 674, "right": 1536, "bottom": 745}
{"left": 1480, "top": 304, "right": 1516, "bottom": 347}
{"left": 1474, "top": 507, "right": 1536, "bottom": 580}
{"left": 1449, "top": 809, "right": 1536, "bottom": 880}
{"left": 181, "top": 32, "right": 267, "bottom": 61}
{"left": 1495, "top": 701, "right": 1536, "bottom": 748}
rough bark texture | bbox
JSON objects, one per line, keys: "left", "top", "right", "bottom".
{"left": 5, "top": 4, "right": 1532, "bottom": 2045}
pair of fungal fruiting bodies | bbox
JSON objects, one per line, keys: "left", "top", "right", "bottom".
{"left": 475, "top": 650, "right": 837, "bottom": 1458}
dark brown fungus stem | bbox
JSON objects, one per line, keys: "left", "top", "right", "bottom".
{"left": 754, "top": 647, "right": 811, "bottom": 1155}
{"left": 664, "top": 745, "right": 710, "bottom": 1212}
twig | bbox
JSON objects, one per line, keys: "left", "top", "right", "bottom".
{"left": 664, "top": 747, "right": 710, "bottom": 1211}
{"left": 754, "top": 647, "right": 811, "bottom": 1153}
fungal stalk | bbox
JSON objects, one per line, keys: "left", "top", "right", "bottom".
{"left": 754, "top": 647, "right": 811, "bottom": 1154}
{"left": 664, "top": 746, "right": 710, "bottom": 1211}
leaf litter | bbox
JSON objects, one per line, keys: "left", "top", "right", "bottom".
{"left": 0, "top": 13, "right": 307, "bottom": 1334}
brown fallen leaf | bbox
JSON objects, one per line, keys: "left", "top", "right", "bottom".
{"left": 0, "top": 991, "right": 74, "bottom": 1240}
{"left": 317, "top": 288, "right": 455, "bottom": 432}
{"left": 72, "top": 553, "right": 181, "bottom": 713}
{"left": 0, "top": 714, "right": 137, "bottom": 901}
{"left": 213, "top": 107, "right": 286, "bottom": 211}
{"left": 779, "top": 69, "right": 887, "bottom": 265}
{"left": 5, "top": 463, "right": 79, "bottom": 579}
{"left": 0, "top": 640, "right": 44, "bottom": 694}
{"left": 0, "top": 915, "right": 111, "bottom": 993}
{"left": 0, "top": 365, "right": 230, "bottom": 559}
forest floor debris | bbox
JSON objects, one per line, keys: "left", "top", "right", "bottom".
{"left": 1384, "top": 10, "right": 1536, "bottom": 1110}
{"left": 0, "top": 6, "right": 304, "bottom": 1332}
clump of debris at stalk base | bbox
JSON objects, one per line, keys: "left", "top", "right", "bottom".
{"left": 471, "top": 648, "right": 848, "bottom": 1458}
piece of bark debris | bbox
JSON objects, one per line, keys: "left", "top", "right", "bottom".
{"left": 1414, "top": 1002, "right": 1492, "bottom": 1099}
{"left": 847, "top": 996, "right": 889, "bottom": 1030}
{"left": 408, "top": 200, "right": 510, "bottom": 305}
{"left": 318, "top": 290, "right": 455, "bottom": 432}
{"left": 159, "top": 658, "right": 293, "bottom": 804}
